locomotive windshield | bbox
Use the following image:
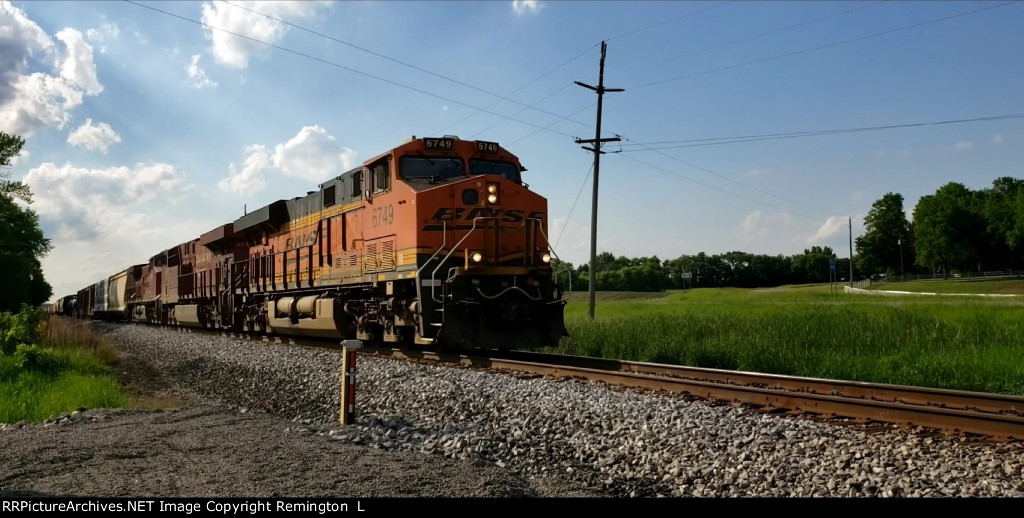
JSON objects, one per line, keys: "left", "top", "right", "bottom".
{"left": 470, "top": 159, "right": 521, "bottom": 183}
{"left": 400, "top": 156, "right": 465, "bottom": 182}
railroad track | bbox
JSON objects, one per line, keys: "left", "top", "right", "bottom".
{"left": 359, "top": 348, "right": 1024, "bottom": 441}
{"left": 132, "top": 321, "right": 1024, "bottom": 440}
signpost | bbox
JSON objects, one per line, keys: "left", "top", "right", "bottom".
{"left": 339, "top": 339, "right": 363, "bottom": 426}
{"left": 829, "top": 257, "right": 837, "bottom": 299}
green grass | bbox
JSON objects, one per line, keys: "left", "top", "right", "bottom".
{"left": 553, "top": 285, "right": 1024, "bottom": 395}
{"left": 0, "top": 317, "right": 131, "bottom": 423}
{"left": 867, "top": 278, "right": 1024, "bottom": 295}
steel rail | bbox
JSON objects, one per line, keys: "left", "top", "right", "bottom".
{"left": 122, "top": 322, "right": 1024, "bottom": 440}
{"left": 362, "top": 347, "right": 1024, "bottom": 440}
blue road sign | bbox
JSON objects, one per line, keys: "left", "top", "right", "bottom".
{"left": 829, "top": 258, "right": 836, "bottom": 271}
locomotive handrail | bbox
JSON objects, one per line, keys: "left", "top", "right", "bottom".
{"left": 534, "top": 219, "right": 568, "bottom": 288}
{"left": 416, "top": 220, "right": 448, "bottom": 280}
{"left": 430, "top": 217, "right": 496, "bottom": 304}
{"left": 533, "top": 219, "right": 561, "bottom": 263}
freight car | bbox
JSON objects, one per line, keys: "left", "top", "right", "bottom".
{"left": 60, "top": 136, "right": 568, "bottom": 350}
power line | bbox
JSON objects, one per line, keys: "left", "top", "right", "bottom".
{"left": 437, "top": 47, "right": 597, "bottom": 135}
{"left": 442, "top": 2, "right": 728, "bottom": 136}
{"left": 605, "top": 2, "right": 731, "bottom": 42}
{"left": 553, "top": 161, "right": 595, "bottom": 252}
{"left": 615, "top": 113, "right": 1024, "bottom": 151}
{"left": 125, "top": 1, "right": 579, "bottom": 139}
{"left": 218, "top": 0, "right": 594, "bottom": 131}
{"left": 629, "top": 1, "right": 1017, "bottom": 90}
{"left": 615, "top": 153, "right": 819, "bottom": 221}
{"left": 620, "top": 136, "right": 832, "bottom": 215}
{"left": 471, "top": 82, "right": 575, "bottom": 139}
{"left": 614, "top": 1, "right": 883, "bottom": 74}
{"left": 506, "top": 101, "right": 596, "bottom": 146}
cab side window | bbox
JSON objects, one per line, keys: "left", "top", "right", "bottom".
{"left": 351, "top": 172, "right": 362, "bottom": 198}
{"left": 371, "top": 160, "right": 390, "bottom": 193}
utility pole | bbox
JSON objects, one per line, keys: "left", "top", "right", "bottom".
{"left": 848, "top": 217, "right": 854, "bottom": 288}
{"left": 898, "top": 237, "right": 904, "bottom": 282}
{"left": 575, "top": 41, "right": 623, "bottom": 321}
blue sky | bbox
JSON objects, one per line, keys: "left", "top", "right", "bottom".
{"left": 2, "top": 1, "right": 1022, "bottom": 300}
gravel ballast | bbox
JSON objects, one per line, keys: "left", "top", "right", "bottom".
{"left": 33, "top": 324, "right": 1024, "bottom": 497}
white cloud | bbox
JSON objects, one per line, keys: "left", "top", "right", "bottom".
{"left": 809, "top": 215, "right": 847, "bottom": 243}
{"left": 993, "top": 134, "right": 1004, "bottom": 145}
{"left": 0, "top": 72, "right": 84, "bottom": 135}
{"left": 67, "top": 118, "right": 121, "bottom": 153}
{"left": 272, "top": 125, "right": 357, "bottom": 182}
{"left": 954, "top": 141, "right": 973, "bottom": 151}
{"left": 0, "top": 3, "right": 102, "bottom": 135}
{"left": 549, "top": 216, "right": 591, "bottom": 258}
{"left": 808, "top": 214, "right": 865, "bottom": 245}
{"left": 848, "top": 191, "right": 864, "bottom": 203}
{"left": 86, "top": 22, "right": 119, "bottom": 53}
{"left": 218, "top": 145, "right": 270, "bottom": 195}
{"left": 42, "top": 216, "right": 213, "bottom": 301}
{"left": 512, "top": 1, "right": 542, "bottom": 15}
{"left": 746, "top": 168, "right": 768, "bottom": 178}
{"left": 735, "top": 210, "right": 794, "bottom": 244}
{"left": 218, "top": 126, "right": 357, "bottom": 196}
{"left": 55, "top": 28, "right": 102, "bottom": 95}
{"left": 185, "top": 54, "right": 218, "bottom": 89}
{"left": 200, "top": 1, "right": 332, "bottom": 68}
{"left": 24, "top": 161, "right": 187, "bottom": 241}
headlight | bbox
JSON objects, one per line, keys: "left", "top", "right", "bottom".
{"left": 541, "top": 253, "right": 551, "bottom": 263}
{"left": 471, "top": 252, "right": 483, "bottom": 263}
{"left": 487, "top": 193, "right": 498, "bottom": 204}
{"left": 487, "top": 183, "right": 498, "bottom": 194}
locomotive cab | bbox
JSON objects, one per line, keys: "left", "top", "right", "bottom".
{"left": 395, "top": 137, "right": 569, "bottom": 350}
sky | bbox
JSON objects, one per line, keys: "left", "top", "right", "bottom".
{"left": 2, "top": 0, "right": 1022, "bottom": 300}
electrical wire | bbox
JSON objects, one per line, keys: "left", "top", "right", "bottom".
{"left": 553, "top": 160, "right": 595, "bottom": 252}
{"left": 614, "top": 1, "right": 883, "bottom": 74}
{"left": 615, "top": 113, "right": 1024, "bottom": 151}
{"left": 125, "top": 1, "right": 579, "bottom": 138}
{"left": 629, "top": 1, "right": 1016, "bottom": 90}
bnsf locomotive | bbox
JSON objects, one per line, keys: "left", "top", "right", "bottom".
{"left": 50, "top": 137, "right": 568, "bottom": 350}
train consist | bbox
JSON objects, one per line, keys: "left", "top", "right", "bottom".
{"left": 47, "top": 136, "right": 568, "bottom": 350}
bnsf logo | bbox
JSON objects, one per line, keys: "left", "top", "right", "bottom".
{"left": 431, "top": 207, "right": 544, "bottom": 223}
{"left": 286, "top": 231, "right": 318, "bottom": 250}
{"left": 423, "top": 208, "right": 545, "bottom": 231}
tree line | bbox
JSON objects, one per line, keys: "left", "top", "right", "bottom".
{"left": 552, "top": 247, "right": 851, "bottom": 292}
{"left": 855, "top": 177, "right": 1024, "bottom": 277}
{"left": 1, "top": 132, "right": 52, "bottom": 312}
{"left": 553, "top": 175, "right": 1024, "bottom": 292}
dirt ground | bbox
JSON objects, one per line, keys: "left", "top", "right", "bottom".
{"left": 0, "top": 330, "right": 596, "bottom": 498}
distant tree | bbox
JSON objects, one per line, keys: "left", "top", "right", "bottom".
{"left": 792, "top": 246, "right": 835, "bottom": 283}
{"left": 855, "top": 193, "right": 912, "bottom": 276}
{"left": 914, "top": 183, "right": 984, "bottom": 276}
{"left": 1011, "top": 185, "right": 1024, "bottom": 251}
{"left": 1, "top": 132, "right": 31, "bottom": 203}
{"left": 0, "top": 132, "right": 52, "bottom": 311}
{"left": 550, "top": 258, "right": 581, "bottom": 291}
{"left": 979, "top": 177, "right": 1024, "bottom": 269}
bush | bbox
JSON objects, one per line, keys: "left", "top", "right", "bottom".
{"left": 14, "top": 344, "right": 61, "bottom": 374}
{"left": 0, "top": 305, "right": 45, "bottom": 356}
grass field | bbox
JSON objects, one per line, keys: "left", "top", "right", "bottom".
{"left": 554, "top": 283, "right": 1024, "bottom": 395}
{"left": 0, "top": 316, "right": 130, "bottom": 423}
{"left": 867, "top": 279, "right": 1024, "bottom": 294}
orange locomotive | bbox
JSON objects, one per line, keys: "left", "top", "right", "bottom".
{"left": 119, "top": 136, "right": 568, "bottom": 350}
